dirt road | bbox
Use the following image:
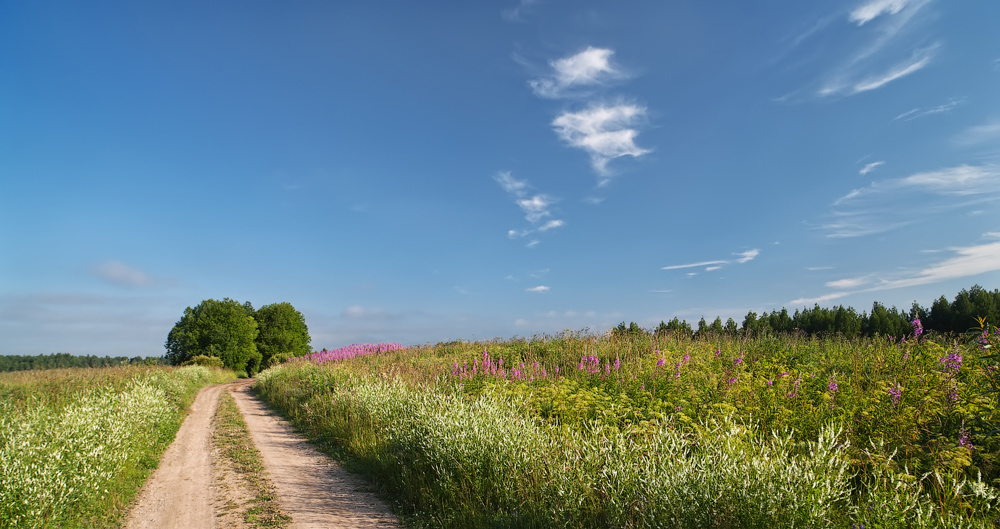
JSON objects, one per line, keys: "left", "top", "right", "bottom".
{"left": 124, "top": 381, "right": 401, "bottom": 529}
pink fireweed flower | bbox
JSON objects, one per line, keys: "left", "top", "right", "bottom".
{"left": 888, "top": 384, "right": 902, "bottom": 407}
{"left": 614, "top": 357, "right": 620, "bottom": 371}
{"left": 912, "top": 318, "right": 923, "bottom": 337}
{"left": 939, "top": 351, "right": 962, "bottom": 376}
{"left": 683, "top": 354, "right": 690, "bottom": 363}
{"left": 766, "top": 380, "right": 773, "bottom": 386}
{"left": 733, "top": 357, "right": 743, "bottom": 366}
{"left": 828, "top": 375, "right": 839, "bottom": 396}
{"left": 656, "top": 357, "right": 665, "bottom": 368}
{"left": 715, "top": 349, "right": 721, "bottom": 359}
{"left": 727, "top": 377, "right": 737, "bottom": 385}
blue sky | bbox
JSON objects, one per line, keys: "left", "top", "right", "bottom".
{"left": 2, "top": 0, "right": 999, "bottom": 356}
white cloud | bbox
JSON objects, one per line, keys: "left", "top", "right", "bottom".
{"left": 789, "top": 292, "right": 851, "bottom": 306}
{"left": 93, "top": 261, "right": 153, "bottom": 287}
{"left": 807, "top": 266, "right": 834, "bottom": 271}
{"left": 526, "top": 240, "right": 541, "bottom": 248}
{"left": 517, "top": 195, "right": 553, "bottom": 223}
{"left": 849, "top": 0, "right": 912, "bottom": 26}
{"left": 826, "top": 165, "right": 1000, "bottom": 237}
{"left": 494, "top": 171, "right": 528, "bottom": 195}
{"left": 852, "top": 52, "right": 932, "bottom": 93}
{"left": 860, "top": 161, "right": 884, "bottom": 175}
{"left": 895, "top": 97, "right": 964, "bottom": 121}
{"left": 826, "top": 275, "right": 873, "bottom": 289}
{"left": 494, "top": 171, "right": 564, "bottom": 242}
{"left": 663, "top": 249, "right": 760, "bottom": 272}
{"left": 538, "top": 219, "right": 565, "bottom": 232}
{"left": 793, "top": 241, "right": 1000, "bottom": 305}
{"left": 663, "top": 260, "right": 728, "bottom": 271}
{"left": 552, "top": 103, "right": 650, "bottom": 176}
{"left": 984, "top": 232, "right": 1000, "bottom": 240}
{"left": 530, "top": 47, "right": 625, "bottom": 99}
{"left": 526, "top": 285, "right": 550, "bottom": 293}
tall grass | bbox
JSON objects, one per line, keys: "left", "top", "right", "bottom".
{"left": 0, "top": 365, "right": 234, "bottom": 528}
{"left": 255, "top": 331, "right": 1000, "bottom": 527}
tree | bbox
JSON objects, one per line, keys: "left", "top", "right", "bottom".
{"left": 165, "top": 298, "right": 261, "bottom": 374}
{"left": 254, "top": 302, "right": 312, "bottom": 368}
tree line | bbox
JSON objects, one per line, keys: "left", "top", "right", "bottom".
{"left": 628, "top": 284, "right": 1000, "bottom": 339}
{"left": 0, "top": 353, "right": 164, "bottom": 373}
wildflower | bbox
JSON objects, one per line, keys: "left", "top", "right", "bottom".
{"left": 727, "top": 377, "right": 737, "bottom": 385}
{"left": 948, "top": 387, "right": 959, "bottom": 405}
{"left": 683, "top": 354, "right": 690, "bottom": 363}
{"left": 959, "top": 426, "right": 974, "bottom": 450}
{"left": 939, "top": 351, "right": 962, "bottom": 376}
{"left": 614, "top": 357, "right": 620, "bottom": 371}
{"left": 912, "top": 317, "right": 923, "bottom": 337}
{"left": 734, "top": 357, "right": 743, "bottom": 366}
{"left": 656, "top": 357, "right": 665, "bottom": 368}
{"left": 828, "top": 375, "right": 838, "bottom": 395}
{"left": 888, "top": 384, "right": 902, "bottom": 407}
{"left": 766, "top": 380, "right": 773, "bottom": 386}
{"left": 714, "top": 348, "right": 721, "bottom": 359}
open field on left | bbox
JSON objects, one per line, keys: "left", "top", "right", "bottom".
{"left": 0, "top": 365, "right": 234, "bottom": 528}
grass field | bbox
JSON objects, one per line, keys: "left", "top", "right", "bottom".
{"left": 0, "top": 365, "right": 234, "bottom": 529}
{"left": 255, "top": 326, "right": 1000, "bottom": 528}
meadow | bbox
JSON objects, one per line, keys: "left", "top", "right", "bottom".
{"left": 255, "top": 324, "right": 1000, "bottom": 528}
{"left": 0, "top": 364, "right": 234, "bottom": 528}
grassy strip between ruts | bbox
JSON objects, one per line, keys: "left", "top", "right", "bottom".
{"left": 212, "top": 389, "right": 291, "bottom": 528}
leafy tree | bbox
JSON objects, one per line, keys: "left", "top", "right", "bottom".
{"left": 724, "top": 318, "right": 738, "bottom": 335}
{"left": 254, "top": 302, "right": 312, "bottom": 368}
{"left": 165, "top": 298, "right": 261, "bottom": 374}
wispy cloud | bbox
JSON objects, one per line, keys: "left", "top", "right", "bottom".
{"left": 494, "top": 171, "right": 565, "bottom": 242}
{"left": 93, "top": 261, "right": 154, "bottom": 287}
{"left": 984, "top": 232, "right": 1000, "bottom": 240}
{"left": 501, "top": 0, "right": 540, "bottom": 22}
{"left": 552, "top": 103, "right": 649, "bottom": 178}
{"left": 851, "top": 50, "right": 933, "bottom": 93}
{"left": 953, "top": 121, "right": 1000, "bottom": 146}
{"left": 860, "top": 161, "right": 885, "bottom": 175}
{"left": 530, "top": 47, "right": 627, "bottom": 99}
{"left": 789, "top": 292, "right": 852, "bottom": 306}
{"left": 662, "top": 260, "right": 729, "bottom": 271}
{"left": 793, "top": 241, "right": 1000, "bottom": 304}
{"left": 663, "top": 249, "right": 761, "bottom": 272}
{"left": 526, "top": 285, "right": 550, "bottom": 293}
{"left": 825, "top": 164, "right": 1000, "bottom": 237}
{"left": 894, "top": 97, "right": 964, "bottom": 121}
{"left": 782, "top": 0, "right": 936, "bottom": 100}
{"left": 849, "top": 0, "right": 912, "bottom": 26}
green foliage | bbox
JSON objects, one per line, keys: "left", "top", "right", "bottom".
{"left": 253, "top": 302, "right": 311, "bottom": 369}
{"left": 165, "top": 298, "right": 261, "bottom": 374}
{"left": 179, "top": 354, "right": 225, "bottom": 368}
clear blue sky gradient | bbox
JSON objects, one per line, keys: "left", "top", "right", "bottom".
{"left": 2, "top": 0, "right": 999, "bottom": 356}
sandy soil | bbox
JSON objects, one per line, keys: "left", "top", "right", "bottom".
{"left": 124, "top": 381, "right": 401, "bottom": 529}
{"left": 124, "top": 383, "right": 224, "bottom": 529}
{"left": 228, "top": 380, "right": 401, "bottom": 528}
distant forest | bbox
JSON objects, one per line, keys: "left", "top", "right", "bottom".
{"left": 0, "top": 352, "right": 165, "bottom": 373}
{"left": 3, "top": 284, "right": 998, "bottom": 373}
{"left": 646, "top": 284, "right": 1000, "bottom": 339}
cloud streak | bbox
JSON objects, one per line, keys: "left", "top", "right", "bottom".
{"left": 825, "top": 164, "right": 1000, "bottom": 237}
{"left": 792, "top": 241, "right": 1000, "bottom": 305}
{"left": 663, "top": 249, "right": 760, "bottom": 272}
{"left": 93, "top": 261, "right": 154, "bottom": 287}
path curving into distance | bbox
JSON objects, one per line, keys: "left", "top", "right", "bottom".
{"left": 124, "top": 380, "right": 400, "bottom": 529}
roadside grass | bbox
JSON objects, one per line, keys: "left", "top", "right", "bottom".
{"left": 0, "top": 365, "right": 234, "bottom": 529}
{"left": 212, "top": 390, "right": 291, "bottom": 528}
{"left": 257, "top": 330, "right": 1000, "bottom": 528}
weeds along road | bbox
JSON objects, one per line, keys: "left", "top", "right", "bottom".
{"left": 124, "top": 380, "right": 400, "bottom": 529}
